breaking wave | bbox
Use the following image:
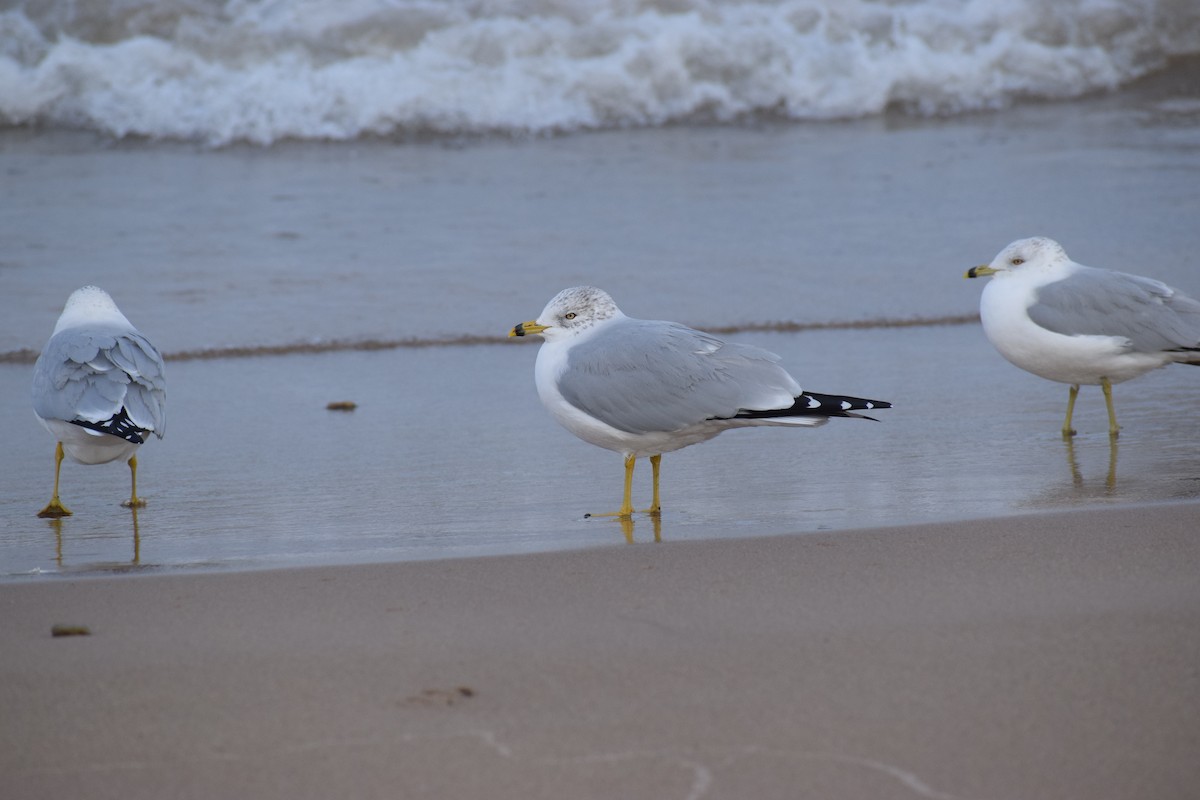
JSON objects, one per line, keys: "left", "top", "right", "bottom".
{"left": 2, "top": 0, "right": 1198, "bottom": 145}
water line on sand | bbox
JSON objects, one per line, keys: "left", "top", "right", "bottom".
{"left": 0, "top": 314, "right": 979, "bottom": 365}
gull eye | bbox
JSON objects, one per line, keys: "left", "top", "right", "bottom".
{"left": 564, "top": 312, "right": 577, "bottom": 320}
{"left": 1011, "top": 257, "right": 1025, "bottom": 265}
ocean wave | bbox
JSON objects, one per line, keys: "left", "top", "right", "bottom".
{"left": 1, "top": 0, "right": 1197, "bottom": 145}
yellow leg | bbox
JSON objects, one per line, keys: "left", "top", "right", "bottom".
{"left": 616, "top": 453, "right": 636, "bottom": 517}
{"left": 1061, "top": 384, "right": 1080, "bottom": 438}
{"left": 641, "top": 454, "right": 662, "bottom": 514}
{"left": 122, "top": 454, "right": 147, "bottom": 509}
{"left": 37, "top": 442, "right": 73, "bottom": 518}
{"left": 588, "top": 454, "right": 637, "bottom": 518}
{"left": 1102, "top": 377, "right": 1120, "bottom": 438}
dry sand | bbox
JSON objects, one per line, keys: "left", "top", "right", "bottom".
{"left": 2, "top": 502, "right": 1199, "bottom": 800}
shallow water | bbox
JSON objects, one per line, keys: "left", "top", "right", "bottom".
{"left": 2, "top": 327, "right": 1198, "bottom": 578}
{"left": 2, "top": 65, "right": 1199, "bottom": 578}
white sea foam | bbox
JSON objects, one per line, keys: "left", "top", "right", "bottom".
{"left": 1, "top": 0, "right": 1197, "bottom": 145}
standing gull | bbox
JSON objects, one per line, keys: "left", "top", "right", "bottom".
{"left": 32, "top": 286, "right": 167, "bottom": 517}
{"left": 509, "top": 286, "right": 891, "bottom": 517}
{"left": 966, "top": 237, "right": 1200, "bottom": 437}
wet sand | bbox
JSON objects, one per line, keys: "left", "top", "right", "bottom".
{"left": 2, "top": 501, "right": 1198, "bottom": 800}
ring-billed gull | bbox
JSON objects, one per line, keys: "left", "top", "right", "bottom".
{"left": 965, "top": 237, "right": 1200, "bottom": 437}
{"left": 509, "top": 286, "right": 891, "bottom": 517}
{"left": 32, "top": 286, "right": 167, "bottom": 517}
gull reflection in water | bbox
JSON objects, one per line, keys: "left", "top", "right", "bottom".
{"left": 616, "top": 512, "right": 663, "bottom": 545}
{"left": 1064, "top": 436, "right": 1118, "bottom": 494}
{"left": 47, "top": 508, "right": 142, "bottom": 571}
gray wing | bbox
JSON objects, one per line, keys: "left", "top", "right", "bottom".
{"left": 557, "top": 319, "right": 800, "bottom": 434}
{"left": 1027, "top": 266, "right": 1200, "bottom": 353}
{"left": 32, "top": 324, "right": 167, "bottom": 437}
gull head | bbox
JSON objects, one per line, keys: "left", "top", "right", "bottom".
{"left": 965, "top": 237, "right": 1069, "bottom": 279}
{"left": 53, "top": 285, "right": 132, "bottom": 334}
{"left": 509, "top": 286, "right": 623, "bottom": 341}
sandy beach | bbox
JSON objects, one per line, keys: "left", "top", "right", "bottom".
{"left": 3, "top": 501, "right": 1198, "bottom": 800}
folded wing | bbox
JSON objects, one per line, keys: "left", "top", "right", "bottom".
{"left": 33, "top": 325, "right": 167, "bottom": 438}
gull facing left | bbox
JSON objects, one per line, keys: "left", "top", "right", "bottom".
{"left": 509, "top": 286, "right": 891, "bottom": 518}
{"left": 966, "top": 237, "right": 1200, "bottom": 437}
{"left": 32, "top": 286, "right": 167, "bottom": 517}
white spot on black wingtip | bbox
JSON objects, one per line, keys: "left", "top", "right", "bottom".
{"left": 725, "top": 390, "right": 891, "bottom": 422}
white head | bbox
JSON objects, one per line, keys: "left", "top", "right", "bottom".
{"left": 54, "top": 286, "right": 132, "bottom": 334}
{"left": 967, "top": 237, "right": 1070, "bottom": 279}
{"left": 510, "top": 286, "right": 624, "bottom": 341}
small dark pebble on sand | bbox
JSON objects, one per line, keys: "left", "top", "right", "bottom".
{"left": 405, "top": 686, "right": 477, "bottom": 706}
{"left": 51, "top": 624, "right": 91, "bottom": 637}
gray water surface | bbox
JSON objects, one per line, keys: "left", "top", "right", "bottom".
{"left": 3, "top": 65, "right": 1199, "bottom": 577}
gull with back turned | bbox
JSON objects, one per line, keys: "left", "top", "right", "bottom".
{"left": 509, "top": 286, "right": 891, "bottom": 518}
{"left": 32, "top": 286, "right": 167, "bottom": 517}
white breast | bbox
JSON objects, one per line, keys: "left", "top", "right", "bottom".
{"left": 980, "top": 272, "right": 1169, "bottom": 386}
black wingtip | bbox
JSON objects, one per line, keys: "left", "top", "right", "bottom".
{"left": 797, "top": 391, "right": 892, "bottom": 417}
{"left": 730, "top": 391, "right": 892, "bottom": 421}
{"left": 71, "top": 408, "right": 148, "bottom": 444}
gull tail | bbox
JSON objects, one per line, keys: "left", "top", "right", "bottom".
{"left": 71, "top": 407, "right": 148, "bottom": 444}
{"left": 733, "top": 391, "right": 892, "bottom": 422}
{"left": 1170, "top": 347, "right": 1200, "bottom": 366}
